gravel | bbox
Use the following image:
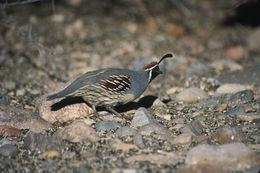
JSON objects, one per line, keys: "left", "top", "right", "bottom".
{"left": 0, "top": 0, "right": 260, "bottom": 172}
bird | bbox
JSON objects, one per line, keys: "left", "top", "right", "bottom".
{"left": 47, "top": 53, "right": 173, "bottom": 116}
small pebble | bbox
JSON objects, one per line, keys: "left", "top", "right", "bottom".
{"left": 115, "top": 126, "right": 136, "bottom": 137}
{"left": 112, "top": 168, "right": 138, "bottom": 173}
{"left": 226, "top": 106, "right": 245, "bottom": 116}
{"left": 133, "top": 133, "right": 144, "bottom": 148}
{"left": 110, "top": 143, "right": 138, "bottom": 152}
{"left": 40, "top": 150, "right": 61, "bottom": 158}
{"left": 230, "top": 90, "right": 254, "bottom": 103}
{"left": 210, "top": 59, "right": 242, "bottom": 71}
{"left": 202, "top": 100, "right": 219, "bottom": 109}
{"left": 16, "top": 89, "right": 25, "bottom": 96}
{"left": 213, "top": 127, "right": 244, "bottom": 144}
{"left": 173, "top": 118, "right": 185, "bottom": 124}
{"left": 138, "top": 122, "right": 172, "bottom": 136}
{"left": 0, "top": 144, "right": 18, "bottom": 157}
{"left": 172, "top": 132, "right": 193, "bottom": 146}
{"left": 152, "top": 98, "right": 166, "bottom": 107}
{"left": 95, "top": 121, "right": 121, "bottom": 131}
{"left": 189, "top": 120, "right": 203, "bottom": 136}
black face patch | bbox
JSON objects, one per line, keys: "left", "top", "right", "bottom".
{"left": 97, "top": 75, "right": 131, "bottom": 93}
{"left": 150, "top": 66, "right": 162, "bottom": 83}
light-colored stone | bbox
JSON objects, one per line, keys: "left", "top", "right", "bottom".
{"left": 131, "top": 107, "right": 154, "bottom": 127}
{"left": 115, "top": 126, "right": 136, "bottom": 137}
{"left": 138, "top": 122, "right": 176, "bottom": 144}
{"left": 216, "top": 84, "right": 247, "bottom": 94}
{"left": 54, "top": 120, "right": 99, "bottom": 143}
{"left": 110, "top": 143, "right": 138, "bottom": 152}
{"left": 152, "top": 98, "right": 166, "bottom": 107}
{"left": 176, "top": 87, "right": 208, "bottom": 103}
{"left": 185, "top": 143, "right": 259, "bottom": 171}
{"left": 112, "top": 168, "right": 138, "bottom": 173}
{"left": 95, "top": 121, "right": 121, "bottom": 131}
{"left": 237, "top": 113, "right": 260, "bottom": 122}
{"left": 172, "top": 133, "right": 193, "bottom": 146}
{"left": 125, "top": 153, "right": 184, "bottom": 165}
{"left": 166, "top": 87, "right": 182, "bottom": 95}
{"left": 210, "top": 59, "right": 242, "bottom": 71}
{"left": 248, "top": 28, "right": 260, "bottom": 51}
{"left": 40, "top": 150, "right": 61, "bottom": 158}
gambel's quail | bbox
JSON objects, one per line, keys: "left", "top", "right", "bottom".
{"left": 47, "top": 53, "right": 173, "bottom": 116}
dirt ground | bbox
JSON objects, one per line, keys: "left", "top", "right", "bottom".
{"left": 0, "top": 0, "right": 260, "bottom": 172}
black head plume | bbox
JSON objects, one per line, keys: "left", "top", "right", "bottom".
{"left": 158, "top": 53, "right": 173, "bottom": 64}
{"left": 143, "top": 53, "right": 173, "bottom": 71}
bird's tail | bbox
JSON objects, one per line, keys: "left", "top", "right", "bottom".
{"left": 46, "top": 91, "right": 64, "bottom": 101}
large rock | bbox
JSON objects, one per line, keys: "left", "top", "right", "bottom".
{"left": 39, "top": 82, "right": 93, "bottom": 124}
{"left": 54, "top": 119, "right": 99, "bottom": 143}
{"left": 24, "top": 131, "right": 64, "bottom": 152}
{"left": 0, "top": 104, "right": 51, "bottom": 133}
{"left": 185, "top": 143, "right": 259, "bottom": 171}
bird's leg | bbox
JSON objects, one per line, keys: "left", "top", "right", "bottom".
{"left": 106, "top": 106, "right": 122, "bottom": 118}
{"left": 92, "top": 105, "right": 99, "bottom": 116}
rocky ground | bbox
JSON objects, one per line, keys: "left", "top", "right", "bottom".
{"left": 0, "top": 0, "right": 260, "bottom": 172}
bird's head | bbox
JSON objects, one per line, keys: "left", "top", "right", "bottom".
{"left": 143, "top": 53, "right": 173, "bottom": 83}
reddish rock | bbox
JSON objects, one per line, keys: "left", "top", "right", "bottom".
{"left": 144, "top": 19, "right": 158, "bottom": 30}
{"left": 167, "top": 25, "right": 185, "bottom": 37}
{"left": 224, "top": 46, "right": 244, "bottom": 60}
{"left": 0, "top": 125, "right": 21, "bottom": 137}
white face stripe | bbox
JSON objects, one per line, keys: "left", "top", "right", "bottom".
{"left": 145, "top": 64, "right": 158, "bottom": 82}
{"left": 144, "top": 64, "right": 158, "bottom": 71}
{"left": 148, "top": 70, "right": 152, "bottom": 82}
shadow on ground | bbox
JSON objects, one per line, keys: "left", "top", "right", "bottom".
{"left": 50, "top": 95, "right": 158, "bottom": 113}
